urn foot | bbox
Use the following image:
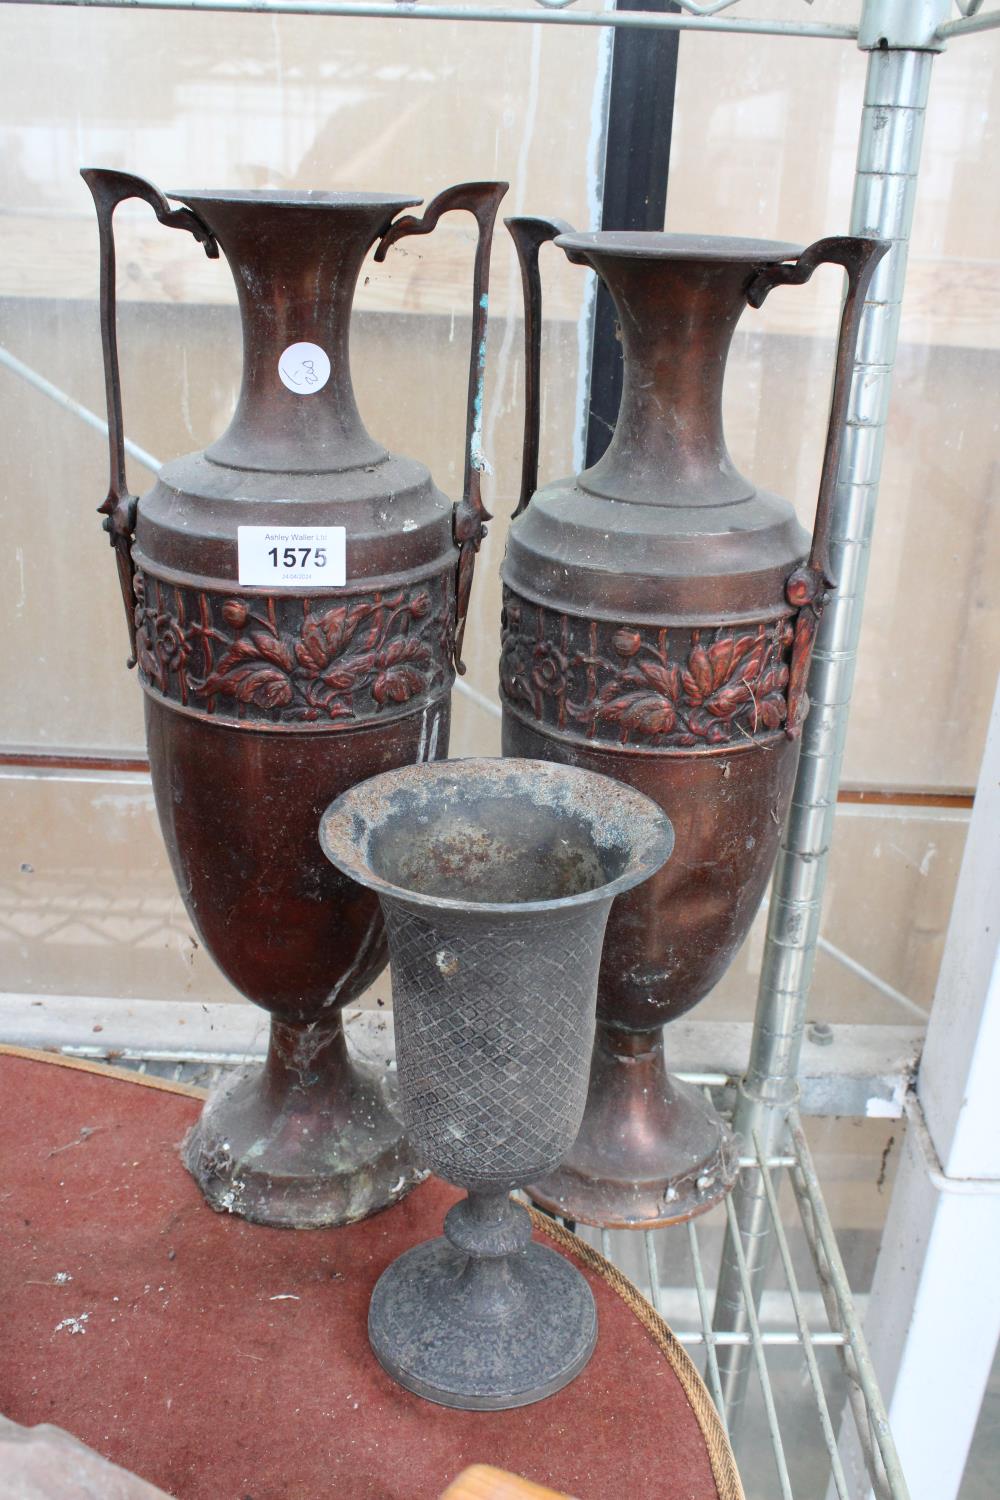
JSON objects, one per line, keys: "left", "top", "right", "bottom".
{"left": 183, "top": 1018, "right": 424, "bottom": 1228}
{"left": 368, "top": 1195, "right": 596, "bottom": 1410}
{"left": 528, "top": 1024, "right": 739, "bottom": 1229}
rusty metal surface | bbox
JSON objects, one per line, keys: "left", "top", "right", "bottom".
{"left": 502, "top": 219, "right": 886, "bottom": 1228}
{"left": 82, "top": 169, "right": 505, "bottom": 1226}
{"left": 321, "top": 757, "right": 673, "bottom": 1408}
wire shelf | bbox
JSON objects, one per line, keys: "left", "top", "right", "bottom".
{"left": 0, "top": 0, "right": 862, "bottom": 39}
{"left": 564, "top": 1110, "right": 905, "bottom": 1500}
{"left": 4, "top": 0, "right": 998, "bottom": 44}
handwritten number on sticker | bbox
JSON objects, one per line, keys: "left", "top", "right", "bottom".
{"left": 277, "top": 342, "right": 331, "bottom": 396}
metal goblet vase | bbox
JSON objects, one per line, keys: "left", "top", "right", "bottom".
{"left": 320, "top": 758, "right": 673, "bottom": 1410}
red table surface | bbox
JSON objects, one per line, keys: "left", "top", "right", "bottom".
{"left": 0, "top": 1049, "right": 741, "bottom": 1500}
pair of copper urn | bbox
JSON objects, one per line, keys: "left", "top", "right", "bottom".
{"left": 83, "top": 169, "right": 884, "bottom": 1238}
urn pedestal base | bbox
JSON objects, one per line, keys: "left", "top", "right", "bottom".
{"left": 183, "top": 1018, "right": 422, "bottom": 1228}
{"left": 528, "top": 1025, "right": 738, "bottom": 1229}
{"left": 368, "top": 1194, "right": 596, "bottom": 1411}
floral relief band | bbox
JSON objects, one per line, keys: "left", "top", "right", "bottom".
{"left": 500, "top": 588, "right": 796, "bottom": 750}
{"left": 133, "top": 569, "right": 454, "bottom": 726}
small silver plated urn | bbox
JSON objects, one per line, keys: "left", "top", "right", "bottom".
{"left": 320, "top": 758, "right": 673, "bottom": 1410}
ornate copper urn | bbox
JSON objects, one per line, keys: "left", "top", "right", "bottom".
{"left": 83, "top": 168, "right": 506, "bottom": 1227}
{"left": 501, "top": 222, "right": 885, "bottom": 1228}
{"left": 320, "top": 758, "right": 673, "bottom": 1408}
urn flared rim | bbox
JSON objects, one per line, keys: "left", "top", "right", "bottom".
{"left": 319, "top": 757, "right": 674, "bottom": 917}
{"left": 554, "top": 230, "right": 804, "bottom": 264}
{"left": 167, "top": 188, "right": 422, "bottom": 212}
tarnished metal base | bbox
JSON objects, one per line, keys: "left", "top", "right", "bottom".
{"left": 368, "top": 1193, "right": 597, "bottom": 1410}
{"left": 183, "top": 1018, "right": 423, "bottom": 1228}
{"left": 529, "top": 1024, "right": 738, "bottom": 1228}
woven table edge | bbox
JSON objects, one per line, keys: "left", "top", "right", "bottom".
{"left": 529, "top": 1207, "right": 745, "bottom": 1500}
{"left": 0, "top": 1043, "right": 209, "bottom": 1099}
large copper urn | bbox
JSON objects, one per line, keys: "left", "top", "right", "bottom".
{"left": 83, "top": 168, "right": 506, "bottom": 1227}
{"left": 501, "top": 222, "right": 885, "bottom": 1228}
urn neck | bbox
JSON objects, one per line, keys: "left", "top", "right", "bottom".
{"left": 571, "top": 245, "right": 787, "bottom": 508}
{"left": 170, "top": 190, "right": 419, "bottom": 474}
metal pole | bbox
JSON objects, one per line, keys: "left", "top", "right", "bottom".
{"left": 712, "top": 2, "right": 942, "bottom": 1437}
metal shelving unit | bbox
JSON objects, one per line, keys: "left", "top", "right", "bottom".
{"left": 3, "top": 2, "right": 1000, "bottom": 1497}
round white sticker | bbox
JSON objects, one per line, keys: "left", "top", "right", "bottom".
{"left": 278, "top": 342, "right": 331, "bottom": 396}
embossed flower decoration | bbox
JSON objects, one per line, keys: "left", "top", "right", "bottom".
{"left": 132, "top": 577, "right": 157, "bottom": 680}
{"left": 372, "top": 636, "right": 433, "bottom": 705}
{"left": 197, "top": 626, "right": 297, "bottom": 710}
{"left": 594, "top": 628, "right": 792, "bottom": 745}
{"left": 498, "top": 587, "right": 796, "bottom": 749}
{"left": 684, "top": 634, "right": 763, "bottom": 712}
{"left": 531, "top": 642, "right": 568, "bottom": 698}
{"left": 185, "top": 591, "right": 435, "bottom": 718}
{"left": 499, "top": 604, "right": 533, "bottom": 706}
{"left": 596, "top": 658, "right": 681, "bottom": 739}
{"left": 135, "top": 632, "right": 164, "bottom": 693}
{"left": 499, "top": 641, "right": 533, "bottom": 707}
{"left": 612, "top": 628, "right": 642, "bottom": 659}
{"left": 754, "top": 659, "right": 791, "bottom": 731}
{"left": 221, "top": 599, "right": 249, "bottom": 628}
{"left": 676, "top": 634, "right": 770, "bottom": 742}
{"left": 156, "top": 618, "right": 191, "bottom": 674}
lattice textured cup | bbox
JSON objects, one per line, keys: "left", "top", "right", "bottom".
{"left": 320, "top": 757, "right": 673, "bottom": 1410}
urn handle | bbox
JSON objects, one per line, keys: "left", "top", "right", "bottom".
{"left": 80, "top": 169, "right": 218, "bottom": 667}
{"left": 746, "top": 235, "right": 889, "bottom": 735}
{"left": 375, "top": 181, "right": 509, "bottom": 675}
{"left": 505, "top": 216, "right": 576, "bottom": 520}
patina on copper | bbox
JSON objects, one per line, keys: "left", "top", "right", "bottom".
{"left": 501, "top": 222, "right": 887, "bottom": 1229}
{"left": 320, "top": 758, "right": 673, "bottom": 1409}
{"left": 82, "top": 167, "right": 507, "bottom": 1227}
